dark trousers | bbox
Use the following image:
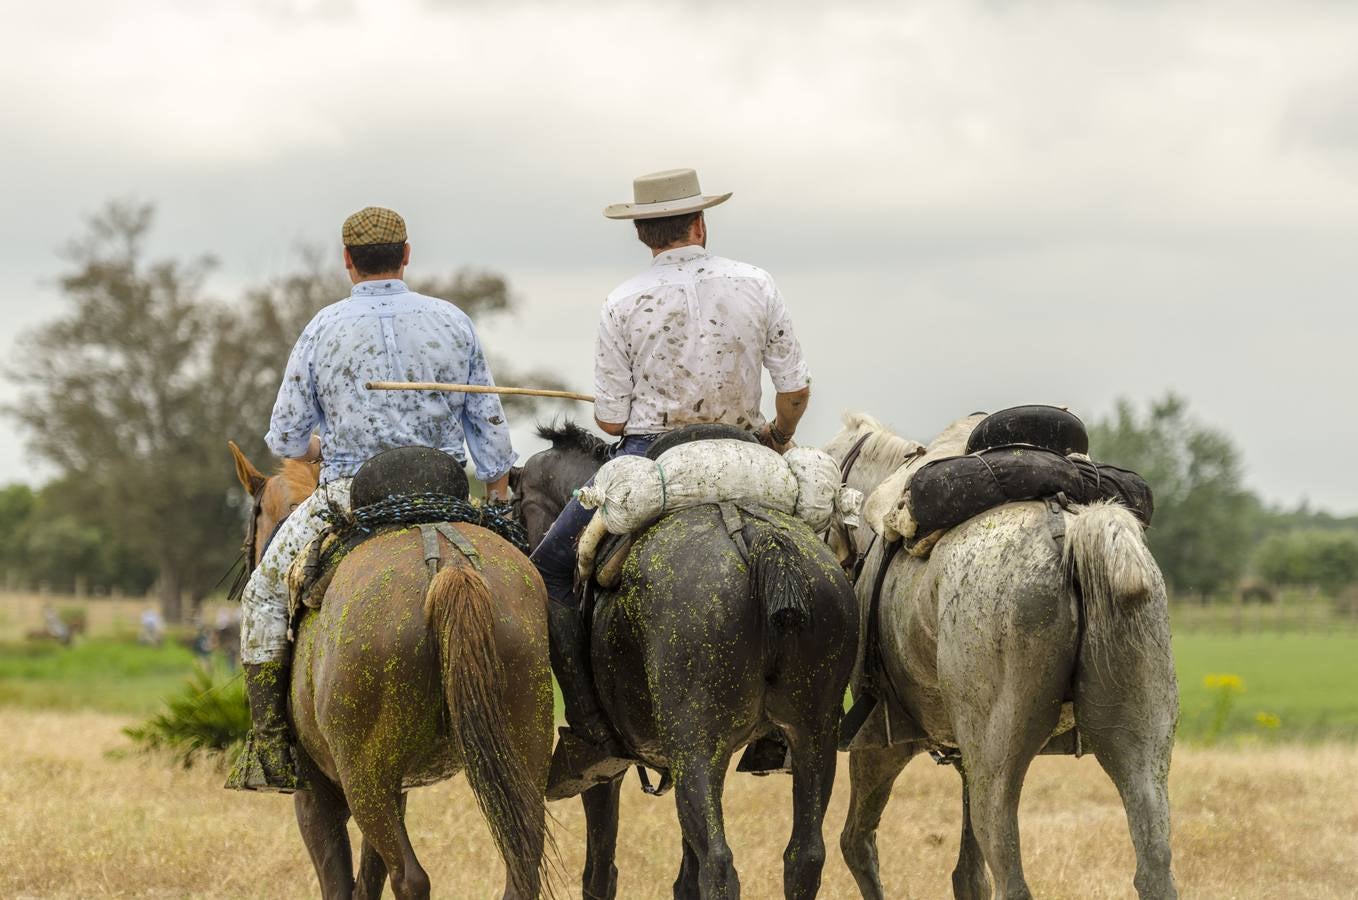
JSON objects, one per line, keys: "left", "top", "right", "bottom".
{"left": 529, "top": 434, "right": 658, "bottom": 607}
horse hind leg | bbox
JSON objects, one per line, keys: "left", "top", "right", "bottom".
{"left": 294, "top": 771, "right": 356, "bottom": 899}
{"left": 1077, "top": 653, "right": 1179, "bottom": 899}
{"left": 583, "top": 777, "right": 624, "bottom": 900}
{"left": 952, "top": 765, "right": 991, "bottom": 900}
{"left": 672, "top": 751, "right": 739, "bottom": 899}
{"left": 345, "top": 777, "right": 429, "bottom": 900}
{"left": 782, "top": 720, "right": 839, "bottom": 900}
{"left": 949, "top": 675, "right": 1065, "bottom": 900}
{"left": 839, "top": 743, "right": 912, "bottom": 900}
{"left": 354, "top": 793, "right": 406, "bottom": 900}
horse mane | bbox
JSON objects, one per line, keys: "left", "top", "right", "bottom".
{"left": 278, "top": 458, "right": 320, "bottom": 496}
{"left": 837, "top": 411, "right": 923, "bottom": 466}
{"left": 535, "top": 421, "right": 610, "bottom": 462}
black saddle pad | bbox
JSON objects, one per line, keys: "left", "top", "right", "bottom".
{"left": 965, "top": 405, "right": 1089, "bottom": 457}
{"left": 351, "top": 446, "right": 469, "bottom": 510}
{"left": 645, "top": 423, "right": 759, "bottom": 460}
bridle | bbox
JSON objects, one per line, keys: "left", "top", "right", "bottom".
{"left": 832, "top": 433, "right": 876, "bottom": 583}
{"left": 829, "top": 431, "right": 923, "bottom": 583}
{"left": 227, "top": 479, "right": 295, "bottom": 601}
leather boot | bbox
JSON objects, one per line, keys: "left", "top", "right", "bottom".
{"left": 546, "top": 602, "right": 631, "bottom": 800}
{"left": 225, "top": 661, "right": 307, "bottom": 793}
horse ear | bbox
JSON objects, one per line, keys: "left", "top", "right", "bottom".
{"left": 228, "top": 441, "right": 268, "bottom": 495}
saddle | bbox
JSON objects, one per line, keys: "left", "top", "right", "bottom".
{"left": 285, "top": 447, "right": 526, "bottom": 626}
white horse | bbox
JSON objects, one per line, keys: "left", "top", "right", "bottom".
{"left": 825, "top": 413, "right": 1178, "bottom": 900}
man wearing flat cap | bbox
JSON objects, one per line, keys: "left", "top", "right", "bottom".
{"left": 227, "top": 207, "right": 517, "bottom": 793}
{"left": 531, "top": 169, "right": 812, "bottom": 795}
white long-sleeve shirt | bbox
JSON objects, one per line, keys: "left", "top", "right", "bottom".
{"left": 593, "top": 246, "right": 810, "bottom": 435}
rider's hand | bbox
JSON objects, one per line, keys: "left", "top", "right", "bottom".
{"left": 485, "top": 472, "right": 511, "bottom": 504}
{"left": 757, "top": 423, "right": 795, "bottom": 455}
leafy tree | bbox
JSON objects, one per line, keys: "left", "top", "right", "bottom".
{"left": 4, "top": 201, "right": 238, "bottom": 620}
{"left": 1253, "top": 530, "right": 1358, "bottom": 595}
{"left": 0, "top": 484, "right": 35, "bottom": 586}
{"left": 1089, "top": 393, "right": 1258, "bottom": 596}
{"left": 6, "top": 201, "right": 560, "bottom": 617}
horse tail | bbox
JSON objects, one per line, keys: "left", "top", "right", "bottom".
{"left": 748, "top": 522, "right": 814, "bottom": 633}
{"left": 1063, "top": 500, "right": 1168, "bottom": 676}
{"left": 425, "top": 564, "right": 550, "bottom": 898}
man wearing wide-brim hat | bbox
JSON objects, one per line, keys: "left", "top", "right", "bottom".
{"left": 531, "top": 168, "right": 812, "bottom": 796}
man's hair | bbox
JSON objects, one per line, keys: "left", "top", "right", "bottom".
{"left": 634, "top": 212, "right": 700, "bottom": 251}
{"left": 346, "top": 241, "right": 406, "bottom": 275}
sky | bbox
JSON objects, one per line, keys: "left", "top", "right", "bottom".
{"left": 2, "top": 0, "right": 1356, "bottom": 511}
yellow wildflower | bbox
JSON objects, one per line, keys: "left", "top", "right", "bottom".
{"left": 1204, "top": 673, "right": 1244, "bottom": 692}
{"left": 1255, "top": 712, "right": 1281, "bottom": 730}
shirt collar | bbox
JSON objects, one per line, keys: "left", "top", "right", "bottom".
{"left": 350, "top": 278, "right": 410, "bottom": 297}
{"left": 651, "top": 245, "right": 711, "bottom": 268}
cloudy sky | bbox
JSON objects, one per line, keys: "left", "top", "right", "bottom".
{"left": 3, "top": 0, "right": 1356, "bottom": 510}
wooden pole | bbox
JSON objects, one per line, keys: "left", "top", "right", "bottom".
{"left": 366, "top": 381, "right": 596, "bottom": 403}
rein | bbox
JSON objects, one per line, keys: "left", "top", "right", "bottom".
{"left": 227, "top": 481, "right": 294, "bottom": 602}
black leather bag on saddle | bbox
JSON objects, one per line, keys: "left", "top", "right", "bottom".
{"left": 907, "top": 446, "right": 1154, "bottom": 539}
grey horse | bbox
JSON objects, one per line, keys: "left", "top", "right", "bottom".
{"left": 825, "top": 413, "right": 1178, "bottom": 900}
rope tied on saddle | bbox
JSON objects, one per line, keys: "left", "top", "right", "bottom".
{"left": 350, "top": 492, "right": 530, "bottom": 555}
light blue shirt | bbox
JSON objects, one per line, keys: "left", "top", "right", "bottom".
{"left": 265, "top": 279, "right": 517, "bottom": 485}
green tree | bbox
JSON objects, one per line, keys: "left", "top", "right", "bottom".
{"left": 0, "top": 484, "right": 35, "bottom": 588}
{"left": 4, "top": 201, "right": 238, "bottom": 620}
{"left": 7, "top": 201, "right": 561, "bottom": 618}
{"left": 1253, "top": 530, "right": 1358, "bottom": 595}
{"left": 1089, "top": 393, "right": 1258, "bottom": 596}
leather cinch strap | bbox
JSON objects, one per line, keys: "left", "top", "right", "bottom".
{"left": 420, "top": 522, "right": 484, "bottom": 578}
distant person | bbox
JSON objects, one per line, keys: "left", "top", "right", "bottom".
{"left": 530, "top": 168, "right": 812, "bottom": 787}
{"left": 228, "top": 207, "right": 517, "bottom": 793}
{"left": 138, "top": 607, "right": 165, "bottom": 646}
{"left": 42, "top": 603, "right": 70, "bottom": 645}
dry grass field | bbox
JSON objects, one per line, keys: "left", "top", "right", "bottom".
{"left": 3, "top": 709, "right": 1356, "bottom": 899}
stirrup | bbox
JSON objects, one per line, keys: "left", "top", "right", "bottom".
{"left": 737, "top": 734, "right": 792, "bottom": 776}
{"left": 546, "top": 728, "right": 632, "bottom": 801}
{"left": 224, "top": 730, "right": 308, "bottom": 794}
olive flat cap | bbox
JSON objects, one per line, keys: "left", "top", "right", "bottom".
{"left": 342, "top": 207, "right": 407, "bottom": 246}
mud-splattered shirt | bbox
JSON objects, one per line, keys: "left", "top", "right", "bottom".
{"left": 594, "top": 246, "right": 810, "bottom": 434}
{"left": 265, "top": 279, "right": 516, "bottom": 485}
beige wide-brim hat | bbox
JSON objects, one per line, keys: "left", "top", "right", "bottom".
{"left": 603, "top": 168, "right": 732, "bottom": 220}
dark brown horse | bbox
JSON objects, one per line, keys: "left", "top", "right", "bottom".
{"left": 230, "top": 443, "right": 555, "bottom": 900}
{"left": 515, "top": 424, "right": 859, "bottom": 900}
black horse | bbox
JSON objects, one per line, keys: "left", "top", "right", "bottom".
{"left": 512, "top": 423, "right": 859, "bottom": 900}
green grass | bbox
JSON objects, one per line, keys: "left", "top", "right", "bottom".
{"left": 0, "top": 638, "right": 209, "bottom": 715}
{"left": 1173, "top": 632, "right": 1358, "bottom": 743}
{"left": 4, "top": 632, "right": 1355, "bottom": 747}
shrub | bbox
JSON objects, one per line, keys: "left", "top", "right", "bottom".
{"left": 125, "top": 664, "right": 248, "bottom": 768}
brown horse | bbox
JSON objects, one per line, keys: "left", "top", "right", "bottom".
{"left": 229, "top": 443, "right": 555, "bottom": 900}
